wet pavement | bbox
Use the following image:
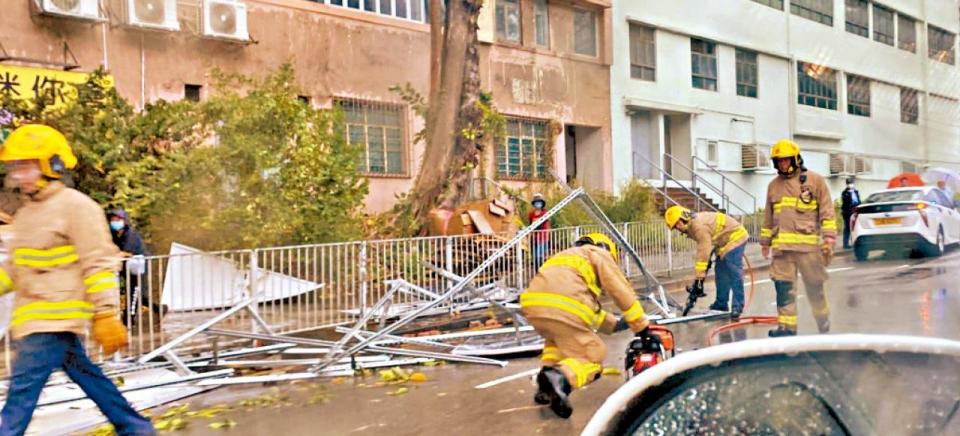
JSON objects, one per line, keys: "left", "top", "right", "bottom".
{"left": 140, "top": 247, "right": 960, "bottom": 436}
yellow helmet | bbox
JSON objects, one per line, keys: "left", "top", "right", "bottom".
{"left": 0, "top": 124, "right": 77, "bottom": 179}
{"left": 575, "top": 232, "right": 618, "bottom": 259}
{"left": 771, "top": 139, "right": 800, "bottom": 159}
{"left": 664, "top": 205, "right": 692, "bottom": 229}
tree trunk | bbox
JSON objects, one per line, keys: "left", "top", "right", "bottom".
{"left": 411, "top": 0, "right": 484, "bottom": 234}
{"left": 429, "top": 0, "right": 444, "bottom": 106}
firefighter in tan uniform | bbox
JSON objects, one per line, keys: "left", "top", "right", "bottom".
{"left": 760, "top": 139, "right": 836, "bottom": 337}
{"left": 0, "top": 125, "right": 154, "bottom": 435}
{"left": 664, "top": 206, "right": 750, "bottom": 317}
{"left": 520, "top": 233, "right": 651, "bottom": 418}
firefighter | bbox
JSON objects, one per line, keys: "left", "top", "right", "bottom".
{"left": 664, "top": 205, "right": 749, "bottom": 318}
{"left": 0, "top": 125, "right": 155, "bottom": 435}
{"left": 760, "top": 139, "right": 836, "bottom": 337}
{"left": 520, "top": 233, "right": 652, "bottom": 419}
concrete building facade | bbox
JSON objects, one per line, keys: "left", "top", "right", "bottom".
{"left": 2, "top": 0, "right": 612, "bottom": 212}
{"left": 611, "top": 0, "right": 960, "bottom": 212}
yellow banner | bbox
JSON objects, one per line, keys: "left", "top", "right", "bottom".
{"left": 0, "top": 65, "right": 112, "bottom": 110}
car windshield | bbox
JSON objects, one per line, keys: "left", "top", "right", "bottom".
{"left": 865, "top": 190, "right": 923, "bottom": 203}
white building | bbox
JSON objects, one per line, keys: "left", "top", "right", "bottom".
{"left": 610, "top": 0, "right": 960, "bottom": 212}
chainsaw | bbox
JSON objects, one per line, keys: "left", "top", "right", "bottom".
{"left": 681, "top": 251, "right": 716, "bottom": 316}
{"left": 624, "top": 326, "right": 675, "bottom": 379}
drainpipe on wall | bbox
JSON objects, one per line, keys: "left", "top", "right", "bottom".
{"left": 139, "top": 34, "right": 145, "bottom": 110}
{"left": 920, "top": 0, "right": 930, "bottom": 165}
{"left": 100, "top": 21, "right": 109, "bottom": 69}
{"left": 786, "top": 4, "right": 796, "bottom": 139}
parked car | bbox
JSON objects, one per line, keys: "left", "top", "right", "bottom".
{"left": 850, "top": 187, "right": 960, "bottom": 261}
{"left": 582, "top": 335, "right": 960, "bottom": 435}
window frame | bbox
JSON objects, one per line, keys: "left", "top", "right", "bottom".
{"left": 844, "top": 0, "right": 868, "bottom": 38}
{"left": 495, "top": 0, "right": 523, "bottom": 44}
{"left": 573, "top": 8, "right": 598, "bottom": 57}
{"left": 897, "top": 14, "right": 917, "bottom": 53}
{"left": 751, "top": 0, "right": 784, "bottom": 10}
{"left": 735, "top": 48, "right": 759, "bottom": 98}
{"left": 691, "top": 38, "right": 718, "bottom": 92}
{"left": 846, "top": 74, "right": 870, "bottom": 117}
{"left": 629, "top": 23, "right": 656, "bottom": 81}
{"left": 900, "top": 87, "right": 919, "bottom": 124}
{"left": 790, "top": 0, "right": 834, "bottom": 27}
{"left": 325, "top": 0, "right": 430, "bottom": 24}
{"left": 495, "top": 117, "right": 552, "bottom": 181}
{"left": 872, "top": 4, "right": 895, "bottom": 46}
{"left": 533, "top": 0, "right": 550, "bottom": 48}
{"left": 797, "top": 61, "right": 838, "bottom": 110}
{"left": 928, "top": 25, "right": 956, "bottom": 65}
{"left": 337, "top": 98, "right": 409, "bottom": 177}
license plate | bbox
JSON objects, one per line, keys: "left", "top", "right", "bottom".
{"left": 874, "top": 217, "right": 903, "bottom": 226}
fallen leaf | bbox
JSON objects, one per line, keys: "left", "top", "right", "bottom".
{"left": 208, "top": 420, "right": 237, "bottom": 430}
{"left": 601, "top": 368, "right": 622, "bottom": 377}
{"left": 409, "top": 372, "right": 427, "bottom": 383}
{"left": 386, "top": 387, "right": 409, "bottom": 396}
{"left": 331, "top": 377, "right": 346, "bottom": 385}
{"left": 422, "top": 360, "right": 445, "bottom": 367}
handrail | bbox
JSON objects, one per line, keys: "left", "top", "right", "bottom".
{"left": 690, "top": 154, "right": 758, "bottom": 213}
{"left": 664, "top": 153, "right": 728, "bottom": 206}
{"left": 633, "top": 152, "right": 718, "bottom": 212}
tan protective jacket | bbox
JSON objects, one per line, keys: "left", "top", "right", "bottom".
{"left": 0, "top": 182, "right": 121, "bottom": 340}
{"left": 684, "top": 212, "right": 749, "bottom": 276}
{"left": 760, "top": 170, "right": 837, "bottom": 253}
{"left": 520, "top": 245, "right": 649, "bottom": 333}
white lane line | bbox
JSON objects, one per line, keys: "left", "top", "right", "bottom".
{"left": 895, "top": 264, "right": 910, "bottom": 270}
{"left": 751, "top": 266, "right": 854, "bottom": 287}
{"left": 475, "top": 368, "right": 539, "bottom": 390}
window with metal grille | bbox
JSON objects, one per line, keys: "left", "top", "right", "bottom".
{"left": 928, "top": 25, "right": 956, "bottom": 65}
{"left": 791, "top": 0, "right": 833, "bottom": 26}
{"left": 844, "top": 0, "right": 868, "bottom": 37}
{"left": 873, "top": 5, "right": 894, "bottom": 46}
{"left": 496, "top": 118, "right": 549, "bottom": 180}
{"left": 496, "top": 0, "right": 522, "bottom": 43}
{"left": 325, "top": 0, "right": 429, "bottom": 23}
{"left": 797, "top": 62, "right": 837, "bottom": 110}
{"left": 736, "top": 49, "right": 758, "bottom": 98}
{"left": 337, "top": 99, "right": 406, "bottom": 176}
{"left": 691, "top": 39, "right": 718, "bottom": 91}
{"left": 630, "top": 24, "right": 656, "bottom": 81}
{"left": 846, "top": 75, "right": 870, "bottom": 117}
{"left": 752, "top": 0, "right": 784, "bottom": 10}
{"left": 898, "top": 14, "right": 916, "bottom": 52}
{"left": 900, "top": 88, "right": 919, "bottom": 124}
{"left": 534, "top": 0, "right": 549, "bottom": 48}
{"left": 574, "top": 9, "right": 597, "bottom": 56}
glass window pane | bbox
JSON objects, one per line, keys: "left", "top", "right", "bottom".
{"left": 574, "top": 10, "right": 597, "bottom": 56}
{"left": 899, "top": 15, "right": 916, "bottom": 52}
{"left": 534, "top": 0, "right": 549, "bottom": 47}
{"left": 395, "top": 0, "right": 407, "bottom": 19}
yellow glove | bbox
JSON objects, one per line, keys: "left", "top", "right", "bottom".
{"left": 821, "top": 242, "right": 834, "bottom": 266}
{"left": 93, "top": 311, "right": 128, "bottom": 355}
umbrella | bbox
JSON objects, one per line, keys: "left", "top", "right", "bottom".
{"left": 887, "top": 172, "right": 925, "bottom": 189}
{"left": 922, "top": 167, "right": 960, "bottom": 191}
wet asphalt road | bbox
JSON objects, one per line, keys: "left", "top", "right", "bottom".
{"left": 153, "top": 247, "right": 960, "bottom": 436}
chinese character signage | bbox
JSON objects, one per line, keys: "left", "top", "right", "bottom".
{"left": 0, "top": 65, "right": 113, "bottom": 111}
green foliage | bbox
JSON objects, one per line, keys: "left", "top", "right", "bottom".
{"left": 509, "top": 179, "right": 657, "bottom": 228}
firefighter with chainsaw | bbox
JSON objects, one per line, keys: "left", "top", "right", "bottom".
{"left": 761, "top": 139, "right": 836, "bottom": 337}
{"left": 0, "top": 125, "right": 154, "bottom": 435}
{"left": 520, "top": 233, "right": 652, "bottom": 418}
{"left": 664, "top": 206, "right": 749, "bottom": 318}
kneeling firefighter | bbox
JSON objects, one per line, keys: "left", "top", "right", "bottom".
{"left": 760, "top": 139, "right": 835, "bottom": 337}
{"left": 520, "top": 233, "right": 652, "bottom": 418}
{"left": 664, "top": 205, "right": 749, "bottom": 318}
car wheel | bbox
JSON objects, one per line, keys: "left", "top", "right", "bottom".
{"left": 925, "top": 228, "right": 945, "bottom": 258}
{"left": 854, "top": 245, "right": 869, "bottom": 262}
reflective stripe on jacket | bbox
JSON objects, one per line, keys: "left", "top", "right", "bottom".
{"left": 684, "top": 212, "right": 750, "bottom": 273}
{"left": 760, "top": 170, "right": 837, "bottom": 252}
{"left": 2, "top": 182, "right": 121, "bottom": 340}
{"left": 520, "top": 245, "right": 649, "bottom": 333}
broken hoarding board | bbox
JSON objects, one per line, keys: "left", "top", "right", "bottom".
{"left": 312, "top": 188, "right": 586, "bottom": 372}
{"left": 162, "top": 243, "right": 324, "bottom": 312}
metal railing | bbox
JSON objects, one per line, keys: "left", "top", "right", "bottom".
{"left": 633, "top": 151, "right": 719, "bottom": 213}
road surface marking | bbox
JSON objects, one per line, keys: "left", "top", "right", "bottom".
{"left": 895, "top": 264, "right": 910, "bottom": 269}
{"left": 475, "top": 368, "right": 539, "bottom": 389}
{"left": 750, "top": 266, "right": 853, "bottom": 287}
{"left": 497, "top": 405, "right": 544, "bottom": 414}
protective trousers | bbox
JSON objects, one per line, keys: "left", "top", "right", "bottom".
{"left": 530, "top": 317, "right": 606, "bottom": 389}
{"left": 771, "top": 251, "right": 830, "bottom": 333}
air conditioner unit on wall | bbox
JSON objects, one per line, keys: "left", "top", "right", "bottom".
{"left": 741, "top": 143, "right": 772, "bottom": 171}
{"left": 203, "top": 0, "right": 249, "bottom": 41}
{"left": 40, "top": 0, "right": 101, "bottom": 20}
{"left": 853, "top": 156, "right": 873, "bottom": 175}
{"left": 126, "top": 0, "right": 179, "bottom": 31}
{"left": 829, "top": 153, "right": 855, "bottom": 177}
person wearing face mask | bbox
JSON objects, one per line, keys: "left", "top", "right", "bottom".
{"left": 0, "top": 124, "right": 154, "bottom": 435}
{"left": 528, "top": 193, "right": 551, "bottom": 270}
{"left": 840, "top": 177, "right": 861, "bottom": 249}
{"left": 107, "top": 209, "right": 163, "bottom": 327}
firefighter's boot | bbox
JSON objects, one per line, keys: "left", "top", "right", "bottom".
{"left": 537, "top": 367, "right": 573, "bottom": 418}
{"left": 768, "top": 326, "right": 797, "bottom": 337}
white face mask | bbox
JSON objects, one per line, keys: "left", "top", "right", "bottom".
{"left": 847, "top": 184, "right": 854, "bottom": 189}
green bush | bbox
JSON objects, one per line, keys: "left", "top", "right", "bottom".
{"left": 511, "top": 179, "right": 657, "bottom": 228}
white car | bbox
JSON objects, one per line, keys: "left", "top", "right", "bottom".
{"left": 851, "top": 186, "right": 960, "bottom": 261}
